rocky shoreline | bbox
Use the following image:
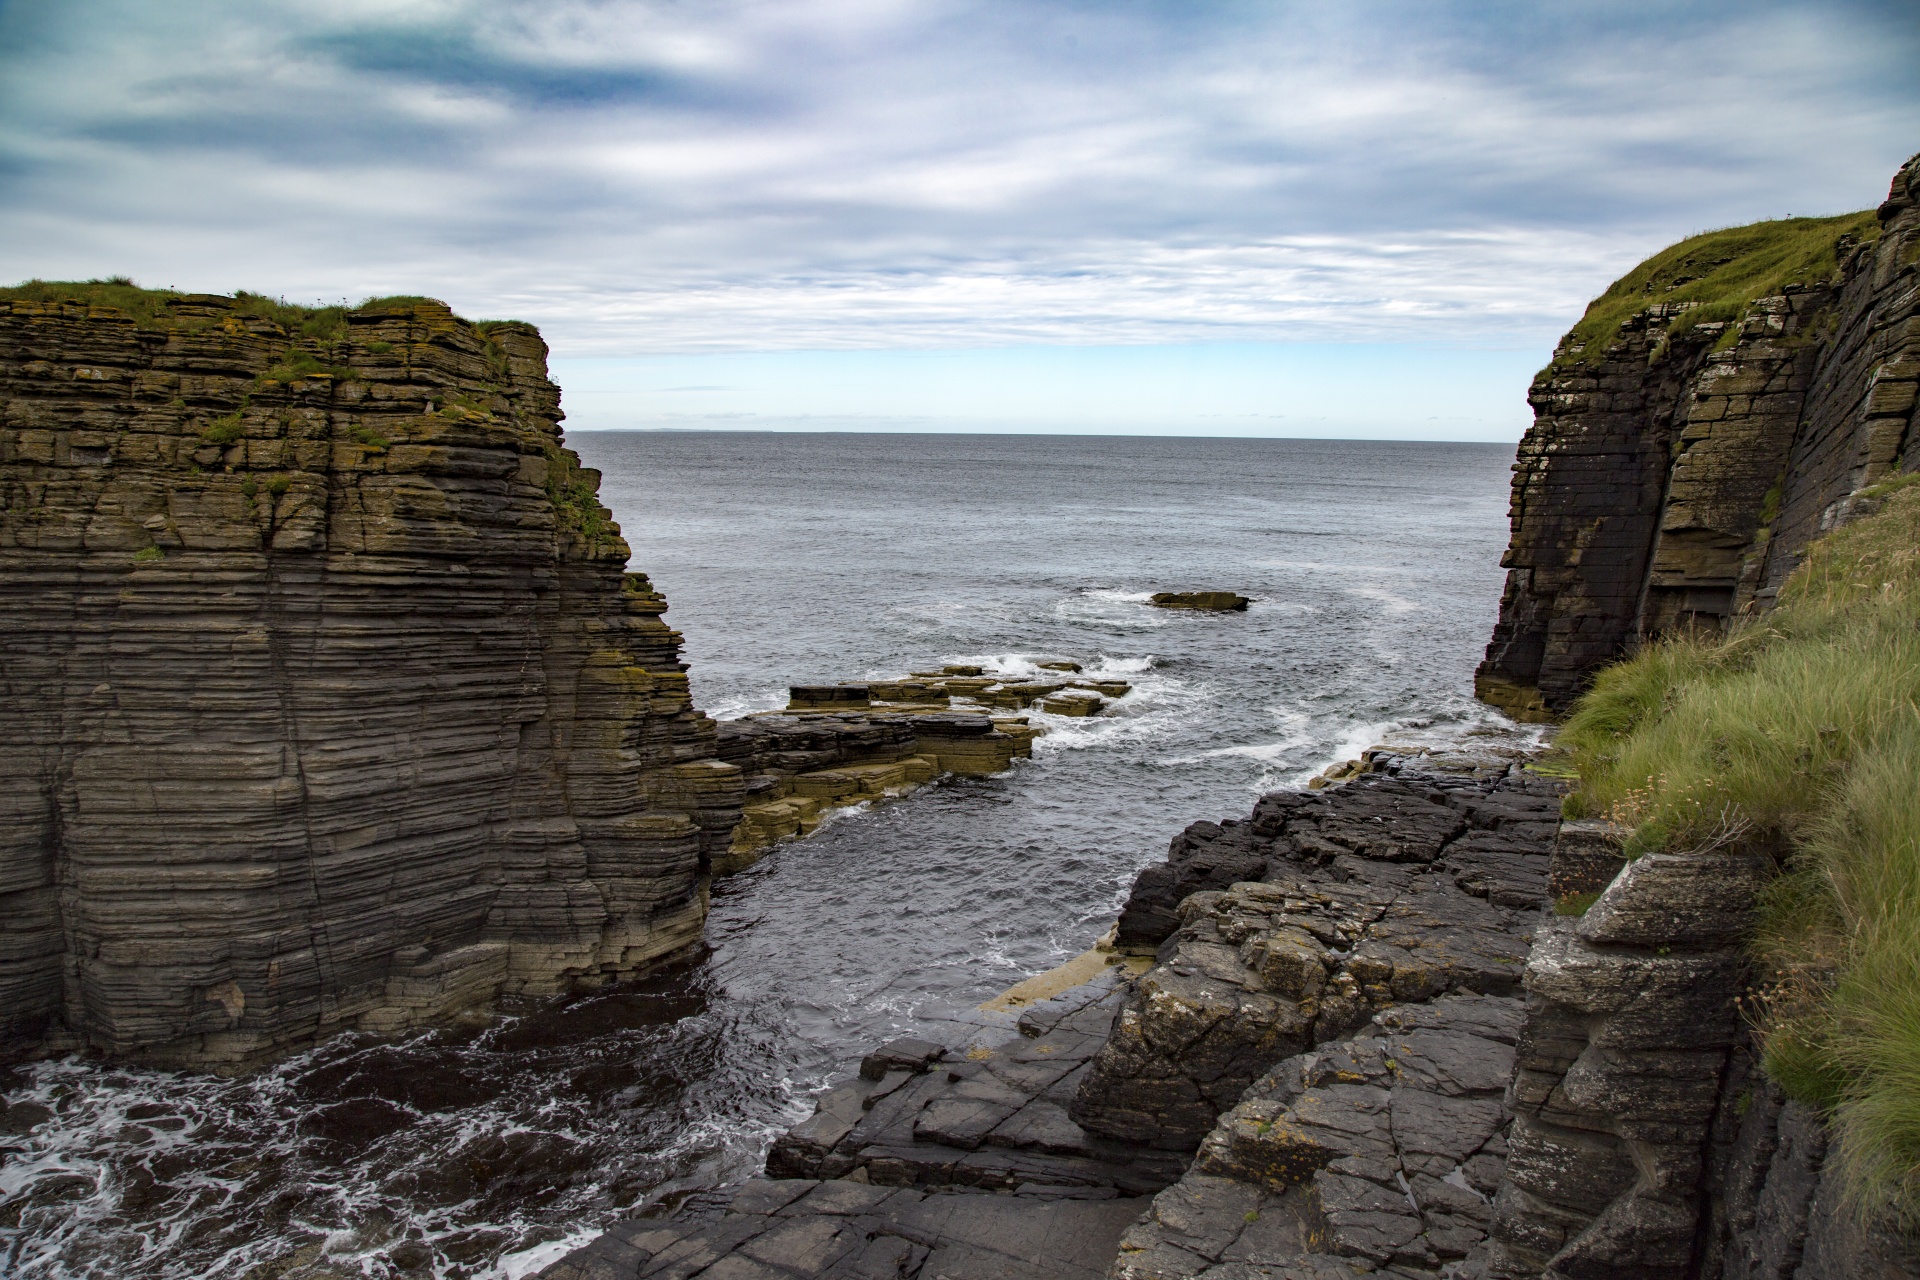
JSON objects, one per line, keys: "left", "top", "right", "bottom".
{"left": 539, "top": 741, "right": 1567, "bottom": 1280}
{"left": 540, "top": 719, "right": 1920, "bottom": 1280}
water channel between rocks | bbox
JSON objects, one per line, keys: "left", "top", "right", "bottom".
{"left": 1, "top": 432, "right": 1524, "bottom": 1279}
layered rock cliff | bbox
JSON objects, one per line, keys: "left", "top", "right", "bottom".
{"left": 0, "top": 289, "right": 744, "bottom": 1068}
{"left": 1478, "top": 153, "right": 1920, "bottom": 718}
{"left": 1471, "top": 154, "right": 1920, "bottom": 1279}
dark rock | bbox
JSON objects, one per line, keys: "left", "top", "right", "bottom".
{"left": 1150, "top": 592, "right": 1252, "bottom": 611}
{"left": 861, "top": 1039, "right": 947, "bottom": 1080}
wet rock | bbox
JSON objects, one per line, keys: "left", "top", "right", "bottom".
{"left": 538, "top": 1177, "right": 1149, "bottom": 1279}
{"left": 1150, "top": 593, "right": 1251, "bottom": 611}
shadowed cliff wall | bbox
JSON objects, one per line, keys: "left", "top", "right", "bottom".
{"left": 1479, "top": 154, "right": 1920, "bottom": 718}
{"left": 0, "top": 292, "right": 743, "bottom": 1068}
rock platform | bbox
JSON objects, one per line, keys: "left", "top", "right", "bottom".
{"left": 541, "top": 747, "right": 1567, "bottom": 1280}
{"left": 714, "top": 662, "right": 1138, "bottom": 870}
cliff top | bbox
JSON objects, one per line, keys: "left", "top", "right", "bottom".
{"left": 0, "top": 276, "right": 524, "bottom": 340}
{"left": 1554, "top": 208, "right": 1881, "bottom": 369}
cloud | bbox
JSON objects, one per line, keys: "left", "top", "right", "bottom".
{"left": 0, "top": 0, "right": 1913, "bottom": 355}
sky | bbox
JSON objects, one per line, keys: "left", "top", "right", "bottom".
{"left": 1, "top": 1, "right": 1915, "bottom": 440}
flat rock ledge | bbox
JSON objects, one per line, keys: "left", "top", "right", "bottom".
{"left": 541, "top": 750, "right": 1565, "bottom": 1280}
{"left": 715, "top": 661, "right": 1142, "bottom": 871}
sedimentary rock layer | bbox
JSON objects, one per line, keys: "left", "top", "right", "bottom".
{"left": 1478, "top": 152, "right": 1920, "bottom": 717}
{"left": 0, "top": 292, "right": 743, "bottom": 1067}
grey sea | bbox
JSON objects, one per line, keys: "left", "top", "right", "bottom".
{"left": 1, "top": 432, "right": 1525, "bottom": 1279}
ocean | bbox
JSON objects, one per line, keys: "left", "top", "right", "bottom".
{"left": 0, "top": 431, "right": 1525, "bottom": 1278}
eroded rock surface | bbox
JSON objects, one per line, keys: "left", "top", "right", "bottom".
{"left": 546, "top": 749, "right": 1566, "bottom": 1280}
{"left": 1079, "top": 761, "right": 1561, "bottom": 1152}
{"left": 1112, "top": 993, "right": 1524, "bottom": 1280}
{"left": 0, "top": 293, "right": 743, "bottom": 1066}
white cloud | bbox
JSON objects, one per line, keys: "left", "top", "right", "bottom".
{"left": 0, "top": 0, "right": 1913, "bottom": 357}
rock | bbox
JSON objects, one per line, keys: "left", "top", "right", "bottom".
{"left": 537, "top": 1177, "right": 1148, "bottom": 1280}
{"left": 1078, "top": 767, "right": 1556, "bottom": 1152}
{"left": 1111, "top": 994, "right": 1526, "bottom": 1278}
{"left": 712, "top": 704, "right": 1038, "bottom": 870}
{"left": 0, "top": 293, "right": 744, "bottom": 1068}
{"left": 862, "top": 1038, "right": 947, "bottom": 1080}
{"left": 1043, "top": 692, "right": 1105, "bottom": 716}
{"left": 1150, "top": 592, "right": 1251, "bottom": 611}
{"left": 1485, "top": 850, "right": 1760, "bottom": 1278}
{"left": 788, "top": 684, "right": 872, "bottom": 710}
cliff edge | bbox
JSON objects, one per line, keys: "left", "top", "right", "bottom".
{"left": 0, "top": 286, "right": 744, "bottom": 1068}
{"left": 1478, "top": 152, "right": 1920, "bottom": 718}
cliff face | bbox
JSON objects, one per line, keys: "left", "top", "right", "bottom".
{"left": 1478, "top": 154, "right": 1920, "bottom": 717}
{"left": 1471, "top": 154, "right": 1920, "bottom": 1279}
{"left": 0, "top": 291, "right": 743, "bottom": 1068}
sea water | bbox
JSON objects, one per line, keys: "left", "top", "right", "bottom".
{"left": 0, "top": 432, "right": 1523, "bottom": 1278}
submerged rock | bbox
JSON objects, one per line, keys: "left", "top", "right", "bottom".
{"left": 1150, "top": 592, "right": 1251, "bottom": 611}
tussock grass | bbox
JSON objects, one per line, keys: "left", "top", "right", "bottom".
{"left": 1559, "top": 475, "right": 1920, "bottom": 1218}
{"left": 1555, "top": 210, "right": 1879, "bottom": 367}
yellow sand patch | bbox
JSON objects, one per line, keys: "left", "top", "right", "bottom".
{"left": 978, "top": 928, "right": 1154, "bottom": 1013}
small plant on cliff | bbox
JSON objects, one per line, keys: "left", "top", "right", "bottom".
{"left": 351, "top": 425, "right": 390, "bottom": 451}
{"left": 202, "top": 412, "right": 246, "bottom": 446}
{"left": 1553, "top": 210, "right": 1881, "bottom": 368}
{"left": 259, "top": 348, "right": 357, "bottom": 383}
{"left": 1558, "top": 474, "right": 1920, "bottom": 1219}
{"left": 544, "top": 447, "right": 617, "bottom": 546}
{"left": 131, "top": 545, "right": 163, "bottom": 563}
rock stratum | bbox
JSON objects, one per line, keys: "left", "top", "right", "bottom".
{"left": 1478, "top": 152, "right": 1920, "bottom": 719}
{"left": 0, "top": 290, "right": 745, "bottom": 1068}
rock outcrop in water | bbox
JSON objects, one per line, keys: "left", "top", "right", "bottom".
{"left": 0, "top": 290, "right": 743, "bottom": 1067}
{"left": 1477, "top": 153, "right": 1920, "bottom": 719}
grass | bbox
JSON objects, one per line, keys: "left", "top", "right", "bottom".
{"left": 1557, "top": 474, "right": 1920, "bottom": 1219}
{"left": 0, "top": 278, "right": 498, "bottom": 341}
{"left": 1553, "top": 210, "right": 1880, "bottom": 368}
{"left": 202, "top": 412, "right": 246, "bottom": 446}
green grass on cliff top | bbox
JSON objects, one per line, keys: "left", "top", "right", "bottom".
{"left": 1556, "top": 209, "right": 1881, "bottom": 366}
{"left": 0, "top": 277, "right": 473, "bottom": 339}
{"left": 1559, "top": 474, "right": 1920, "bottom": 1221}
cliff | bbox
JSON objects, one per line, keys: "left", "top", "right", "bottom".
{"left": 1478, "top": 153, "right": 1920, "bottom": 718}
{"left": 0, "top": 286, "right": 744, "bottom": 1068}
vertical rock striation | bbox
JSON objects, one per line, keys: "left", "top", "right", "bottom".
{"left": 0, "top": 291, "right": 743, "bottom": 1068}
{"left": 1478, "top": 152, "right": 1920, "bottom": 718}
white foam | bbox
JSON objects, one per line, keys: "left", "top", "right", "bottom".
{"left": 1347, "top": 585, "right": 1423, "bottom": 617}
{"left": 498, "top": 1232, "right": 602, "bottom": 1280}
